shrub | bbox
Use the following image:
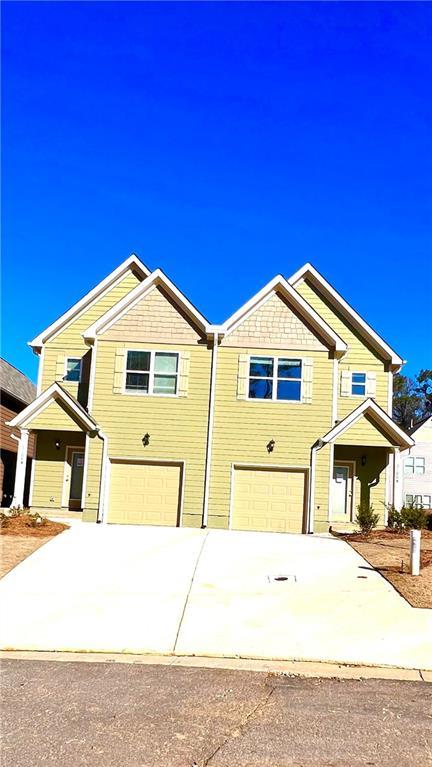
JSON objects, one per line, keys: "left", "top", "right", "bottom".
{"left": 387, "top": 505, "right": 403, "bottom": 531}
{"left": 355, "top": 503, "right": 380, "bottom": 534}
{"left": 400, "top": 506, "right": 427, "bottom": 530}
{"left": 28, "top": 512, "right": 47, "bottom": 528}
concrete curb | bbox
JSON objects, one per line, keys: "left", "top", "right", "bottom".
{"left": 1, "top": 650, "right": 430, "bottom": 682}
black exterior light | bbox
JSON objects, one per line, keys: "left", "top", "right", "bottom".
{"left": 142, "top": 433, "right": 150, "bottom": 447}
{"left": 361, "top": 454, "right": 367, "bottom": 467}
{"left": 55, "top": 440, "right": 61, "bottom": 451}
{"left": 267, "top": 439, "right": 275, "bottom": 453}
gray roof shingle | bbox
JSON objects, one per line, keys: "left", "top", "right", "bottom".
{"left": 0, "top": 358, "right": 37, "bottom": 406}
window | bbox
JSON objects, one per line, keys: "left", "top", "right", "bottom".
{"left": 248, "top": 357, "right": 302, "bottom": 401}
{"left": 64, "top": 357, "right": 81, "bottom": 382}
{"left": 406, "top": 494, "right": 431, "bottom": 509}
{"left": 404, "top": 457, "right": 425, "bottom": 475}
{"left": 125, "top": 350, "right": 179, "bottom": 395}
{"left": 351, "top": 372, "right": 366, "bottom": 396}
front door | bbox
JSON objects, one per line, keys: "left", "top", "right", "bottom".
{"left": 67, "top": 450, "right": 85, "bottom": 510}
{"left": 332, "top": 463, "right": 353, "bottom": 521}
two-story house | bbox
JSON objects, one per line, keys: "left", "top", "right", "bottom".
{"left": 8, "top": 254, "right": 414, "bottom": 533}
{"left": 402, "top": 415, "right": 432, "bottom": 510}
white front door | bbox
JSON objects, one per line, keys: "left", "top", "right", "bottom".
{"left": 332, "top": 463, "right": 353, "bottom": 521}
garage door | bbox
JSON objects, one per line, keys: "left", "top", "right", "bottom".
{"left": 108, "top": 461, "right": 182, "bottom": 526}
{"left": 232, "top": 467, "right": 306, "bottom": 533}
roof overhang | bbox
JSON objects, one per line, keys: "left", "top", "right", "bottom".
{"left": 321, "top": 398, "right": 414, "bottom": 449}
{"left": 7, "top": 383, "right": 99, "bottom": 432}
{"left": 29, "top": 254, "right": 151, "bottom": 351}
{"left": 83, "top": 268, "right": 210, "bottom": 342}
{"left": 219, "top": 274, "right": 347, "bottom": 356}
{"left": 288, "top": 263, "right": 404, "bottom": 370}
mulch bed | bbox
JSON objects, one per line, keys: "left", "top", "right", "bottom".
{"left": 336, "top": 529, "right": 432, "bottom": 609}
{"left": 0, "top": 515, "right": 69, "bottom": 538}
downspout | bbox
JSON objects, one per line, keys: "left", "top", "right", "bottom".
{"left": 96, "top": 429, "right": 109, "bottom": 523}
{"left": 202, "top": 330, "right": 220, "bottom": 528}
{"left": 308, "top": 438, "right": 326, "bottom": 534}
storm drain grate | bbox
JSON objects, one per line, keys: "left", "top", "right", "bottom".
{"left": 267, "top": 574, "right": 297, "bottom": 584}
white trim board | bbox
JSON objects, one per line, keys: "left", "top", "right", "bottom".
{"left": 288, "top": 263, "right": 403, "bottom": 368}
{"left": 29, "top": 254, "right": 150, "bottom": 350}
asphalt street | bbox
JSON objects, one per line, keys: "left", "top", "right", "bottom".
{"left": 1, "top": 659, "right": 431, "bottom": 766}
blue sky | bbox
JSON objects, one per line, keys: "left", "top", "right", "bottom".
{"left": 2, "top": 2, "right": 431, "bottom": 382}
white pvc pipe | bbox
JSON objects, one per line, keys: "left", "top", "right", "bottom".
{"left": 410, "top": 530, "right": 421, "bottom": 576}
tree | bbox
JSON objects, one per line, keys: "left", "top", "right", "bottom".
{"left": 393, "top": 370, "right": 432, "bottom": 429}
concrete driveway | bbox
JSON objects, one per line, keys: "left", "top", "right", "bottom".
{"left": 0, "top": 525, "right": 430, "bottom": 669}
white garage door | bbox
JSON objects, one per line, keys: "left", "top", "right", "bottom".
{"left": 108, "top": 461, "right": 182, "bottom": 526}
{"left": 232, "top": 467, "right": 306, "bottom": 534}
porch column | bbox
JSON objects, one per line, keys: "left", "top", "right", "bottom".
{"left": 393, "top": 447, "right": 403, "bottom": 511}
{"left": 12, "top": 429, "right": 29, "bottom": 508}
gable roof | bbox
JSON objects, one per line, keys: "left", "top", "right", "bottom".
{"left": 0, "top": 358, "right": 37, "bottom": 406}
{"left": 7, "top": 382, "right": 98, "bottom": 432}
{"left": 29, "top": 254, "right": 151, "bottom": 350}
{"left": 83, "top": 268, "right": 210, "bottom": 342}
{"left": 408, "top": 414, "right": 432, "bottom": 436}
{"left": 219, "top": 275, "right": 347, "bottom": 355}
{"left": 321, "top": 398, "right": 414, "bottom": 449}
{"left": 288, "top": 263, "right": 403, "bottom": 369}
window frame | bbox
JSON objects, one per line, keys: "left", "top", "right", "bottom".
{"left": 123, "top": 349, "right": 179, "bottom": 397}
{"left": 246, "top": 355, "right": 303, "bottom": 403}
{"left": 404, "top": 456, "right": 425, "bottom": 475}
{"left": 350, "top": 371, "right": 366, "bottom": 397}
{"left": 64, "top": 357, "right": 82, "bottom": 383}
{"left": 406, "top": 494, "right": 431, "bottom": 509}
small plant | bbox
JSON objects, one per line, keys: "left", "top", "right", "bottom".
{"left": 0, "top": 512, "right": 10, "bottom": 528}
{"left": 28, "top": 512, "right": 47, "bottom": 528}
{"left": 7, "top": 506, "right": 29, "bottom": 518}
{"left": 386, "top": 505, "right": 403, "bottom": 531}
{"left": 400, "top": 505, "right": 427, "bottom": 530}
{"left": 355, "top": 502, "right": 380, "bottom": 534}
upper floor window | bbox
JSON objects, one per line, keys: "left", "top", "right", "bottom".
{"left": 351, "top": 372, "right": 366, "bottom": 396}
{"left": 125, "top": 350, "right": 179, "bottom": 395}
{"left": 405, "top": 494, "right": 431, "bottom": 509}
{"left": 248, "top": 356, "right": 302, "bottom": 401}
{"left": 404, "top": 456, "right": 425, "bottom": 475}
{"left": 64, "top": 357, "right": 82, "bottom": 382}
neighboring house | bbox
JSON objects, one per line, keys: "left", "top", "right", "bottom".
{"left": 402, "top": 416, "right": 432, "bottom": 509}
{"left": 8, "top": 254, "right": 414, "bottom": 533}
{"left": 0, "top": 358, "right": 36, "bottom": 507}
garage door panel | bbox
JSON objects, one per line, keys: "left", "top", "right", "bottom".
{"left": 232, "top": 468, "right": 306, "bottom": 534}
{"left": 108, "top": 462, "right": 181, "bottom": 526}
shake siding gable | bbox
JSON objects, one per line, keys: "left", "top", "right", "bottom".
{"left": 295, "top": 279, "right": 390, "bottom": 418}
{"left": 222, "top": 291, "right": 326, "bottom": 350}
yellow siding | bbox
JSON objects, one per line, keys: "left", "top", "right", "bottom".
{"left": 88, "top": 339, "right": 212, "bottom": 526}
{"left": 208, "top": 347, "right": 333, "bottom": 528}
{"left": 41, "top": 271, "right": 141, "bottom": 393}
{"left": 336, "top": 414, "right": 397, "bottom": 447}
{"left": 32, "top": 431, "right": 85, "bottom": 508}
{"left": 26, "top": 400, "right": 83, "bottom": 432}
{"left": 295, "top": 279, "right": 390, "bottom": 418}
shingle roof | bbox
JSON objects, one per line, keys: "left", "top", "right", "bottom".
{"left": 408, "top": 414, "right": 432, "bottom": 435}
{"left": 0, "top": 358, "right": 37, "bottom": 406}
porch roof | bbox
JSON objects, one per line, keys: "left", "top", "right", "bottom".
{"left": 6, "top": 383, "right": 98, "bottom": 433}
{"left": 321, "top": 399, "right": 414, "bottom": 450}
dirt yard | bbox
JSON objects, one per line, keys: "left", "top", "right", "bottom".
{"left": 0, "top": 516, "right": 69, "bottom": 579}
{"left": 341, "top": 530, "right": 432, "bottom": 609}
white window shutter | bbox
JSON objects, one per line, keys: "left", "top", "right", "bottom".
{"left": 302, "top": 358, "right": 313, "bottom": 404}
{"left": 237, "top": 354, "right": 249, "bottom": 399}
{"left": 340, "top": 369, "right": 351, "bottom": 397}
{"left": 178, "top": 351, "right": 190, "bottom": 397}
{"left": 113, "top": 348, "right": 126, "bottom": 394}
{"left": 55, "top": 354, "right": 65, "bottom": 381}
{"left": 366, "top": 371, "right": 376, "bottom": 397}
